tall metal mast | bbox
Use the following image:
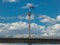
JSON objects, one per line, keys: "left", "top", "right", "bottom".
{"left": 28, "top": 5, "right": 35, "bottom": 38}
{"left": 28, "top": 8, "right": 31, "bottom": 38}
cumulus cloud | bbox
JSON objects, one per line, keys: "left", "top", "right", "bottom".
{"left": 39, "top": 15, "right": 56, "bottom": 23}
{"left": 18, "top": 15, "right": 35, "bottom": 20}
{"left": 21, "top": 3, "right": 39, "bottom": 9}
{"left": 18, "top": 23, "right": 60, "bottom": 38}
{"left": 0, "top": 21, "right": 45, "bottom": 38}
{"left": 0, "top": 20, "right": 60, "bottom": 38}
{"left": 41, "top": 23, "right": 60, "bottom": 37}
{"left": 5, "top": 21, "right": 28, "bottom": 30}
{"left": 52, "top": 24, "right": 60, "bottom": 30}
{"left": 56, "top": 15, "right": 60, "bottom": 21}
{"left": 22, "top": 3, "right": 35, "bottom": 9}
{"left": 38, "top": 15, "right": 60, "bottom": 37}
{"left": 31, "top": 23, "right": 45, "bottom": 30}
{"left": 0, "top": 22, "right": 59, "bottom": 39}
{"left": 39, "top": 15, "right": 60, "bottom": 24}
{"left": 2, "top": 0, "right": 18, "bottom": 3}
{"left": 0, "top": 15, "right": 60, "bottom": 38}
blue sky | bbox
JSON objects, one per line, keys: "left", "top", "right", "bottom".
{"left": 0, "top": 0, "right": 59, "bottom": 23}
{"left": 0, "top": 0, "right": 60, "bottom": 38}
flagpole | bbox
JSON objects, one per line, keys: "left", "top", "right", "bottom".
{"left": 28, "top": 8, "right": 31, "bottom": 38}
{"left": 27, "top": 4, "right": 35, "bottom": 45}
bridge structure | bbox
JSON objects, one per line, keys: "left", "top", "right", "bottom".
{"left": 0, "top": 38, "right": 60, "bottom": 44}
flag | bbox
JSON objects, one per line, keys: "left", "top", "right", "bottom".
{"left": 29, "top": 6, "right": 35, "bottom": 9}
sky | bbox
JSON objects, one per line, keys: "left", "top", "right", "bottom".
{"left": 0, "top": 0, "right": 60, "bottom": 39}
{"left": 0, "top": 0, "right": 60, "bottom": 45}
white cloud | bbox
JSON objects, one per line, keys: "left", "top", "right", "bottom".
{"left": 39, "top": 14, "right": 60, "bottom": 36}
{"left": 18, "top": 16, "right": 25, "bottom": 19}
{"left": 41, "top": 23, "right": 60, "bottom": 37}
{"left": 51, "top": 24, "right": 60, "bottom": 30}
{"left": 9, "top": 21, "right": 45, "bottom": 31}
{"left": 0, "top": 21, "right": 45, "bottom": 38}
{"left": 56, "top": 15, "right": 60, "bottom": 21}
{"left": 6, "top": 21, "right": 60, "bottom": 38}
{"left": 38, "top": 15, "right": 60, "bottom": 37}
{"left": 22, "top": 3, "right": 33, "bottom": 9}
{"left": 18, "top": 15, "right": 34, "bottom": 20}
{"left": 31, "top": 23, "right": 45, "bottom": 30}
{"left": 39, "top": 15, "right": 60, "bottom": 24}
{"left": 0, "top": 21, "right": 28, "bottom": 32}
{"left": 39, "top": 15, "right": 56, "bottom": 24}
{"left": 38, "top": 15, "right": 50, "bottom": 19}
{"left": 2, "top": 0, "right": 18, "bottom": 3}
{"left": 21, "top": 3, "right": 40, "bottom": 9}
{"left": 0, "top": 14, "right": 60, "bottom": 38}
{"left": 26, "top": 3, "right": 34, "bottom": 8}
{"left": 0, "top": 21, "right": 60, "bottom": 38}
{"left": 8, "top": 21, "right": 28, "bottom": 30}
{"left": 40, "top": 18, "right": 51, "bottom": 23}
